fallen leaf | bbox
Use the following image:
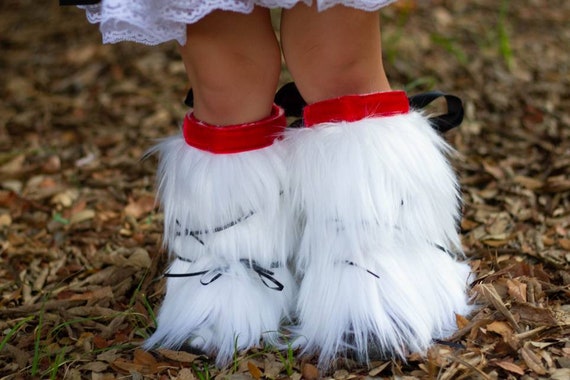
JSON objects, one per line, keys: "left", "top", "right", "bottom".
{"left": 126, "top": 248, "right": 151, "bottom": 269}
{"left": 513, "top": 175, "right": 543, "bottom": 190}
{"left": 520, "top": 347, "right": 547, "bottom": 375}
{"left": 176, "top": 368, "right": 196, "bottom": 380}
{"left": 0, "top": 213, "right": 12, "bottom": 227}
{"left": 456, "top": 313, "right": 470, "bottom": 329}
{"left": 124, "top": 194, "right": 156, "bottom": 219}
{"left": 156, "top": 349, "right": 199, "bottom": 363}
{"left": 111, "top": 358, "right": 146, "bottom": 374}
{"left": 506, "top": 279, "right": 527, "bottom": 303}
{"left": 510, "top": 303, "right": 557, "bottom": 325}
{"left": 81, "top": 361, "right": 109, "bottom": 372}
{"left": 559, "top": 239, "right": 570, "bottom": 251}
{"left": 477, "top": 284, "right": 521, "bottom": 332}
{"left": 69, "top": 286, "right": 114, "bottom": 301}
{"left": 133, "top": 349, "right": 158, "bottom": 367}
{"left": 550, "top": 369, "right": 570, "bottom": 380}
{"left": 493, "top": 360, "right": 525, "bottom": 376}
{"left": 69, "top": 209, "right": 96, "bottom": 224}
{"left": 302, "top": 363, "right": 319, "bottom": 380}
{"left": 247, "top": 361, "right": 263, "bottom": 380}
{"left": 486, "top": 321, "right": 513, "bottom": 337}
{"left": 0, "top": 154, "right": 25, "bottom": 174}
{"left": 369, "top": 361, "right": 391, "bottom": 376}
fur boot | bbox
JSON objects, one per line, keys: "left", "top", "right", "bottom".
{"left": 144, "top": 105, "right": 296, "bottom": 367}
{"left": 286, "top": 91, "right": 472, "bottom": 368}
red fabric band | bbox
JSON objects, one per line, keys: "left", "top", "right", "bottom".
{"left": 183, "top": 105, "right": 286, "bottom": 154}
{"left": 303, "top": 91, "right": 410, "bottom": 127}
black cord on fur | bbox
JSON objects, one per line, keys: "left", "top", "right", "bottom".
{"left": 165, "top": 257, "right": 284, "bottom": 291}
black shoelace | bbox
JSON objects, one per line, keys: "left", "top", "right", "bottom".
{"left": 164, "top": 256, "right": 284, "bottom": 291}
{"left": 167, "top": 211, "right": 284, "bottom": 291}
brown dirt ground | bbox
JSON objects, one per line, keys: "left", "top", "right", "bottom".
{"left": 1, "top": 0, "right": 569, "bottom": 379}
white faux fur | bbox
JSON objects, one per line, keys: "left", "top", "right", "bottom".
{"left": 285, "top": 111, "right": 472, "bottom": 368}
{"left": 144, "top": 135, "right": 296, "bottom": 367}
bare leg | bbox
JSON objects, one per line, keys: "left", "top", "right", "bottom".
{"left": 281, "top": 3, "right": 390, "bottom": 104}
{"left": 179, "top": 7, "right": 281, "bottom": 125}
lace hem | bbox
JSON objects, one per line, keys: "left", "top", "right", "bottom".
{"left": 80, "top": 0, "right": 397, "bottom": 45}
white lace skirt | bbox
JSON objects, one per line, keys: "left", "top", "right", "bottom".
{"left": 80, "top": 0, "right": 397, "bottom": 45}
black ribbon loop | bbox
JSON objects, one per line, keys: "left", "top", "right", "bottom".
{"left": 240, "top": 259, "right": 284, "bottom": 291}
{"left": 165, "top": 256, "right": 284, "bottom": 291}
{"left": 408, "top": 91, "right": 464, "bottom": 133}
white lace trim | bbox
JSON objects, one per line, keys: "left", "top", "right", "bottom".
{"left": 80, "top": 0, "right": 397, "bottom": 45}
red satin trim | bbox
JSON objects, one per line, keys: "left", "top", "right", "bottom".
{"left": 183, "top": 105, "right": 286, "bottom": 154}
{"left": 303, "top": 91, "right": 410, "bottom": 127}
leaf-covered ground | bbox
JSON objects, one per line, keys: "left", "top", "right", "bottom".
{"left": 1, "top": 0, "right": 569, "bottom": 379}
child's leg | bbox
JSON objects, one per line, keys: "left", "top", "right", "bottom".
{"left": 179, "top": 7, "right": 281, "bottom": 125}
{"left": 281, "top": 3, "right": 390, "bottom": 104}
{"left": 145, "top": 8, "right": 295, "bottom": 367}
{"left": 281, "top": 4, "right": 471, "bottom": 369}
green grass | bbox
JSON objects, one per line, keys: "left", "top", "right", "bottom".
{"left": 192, "top": 362, "right": 213, "bottom": 380}
{"left": 381, "top": 11, "right": 412, "bottom": 65}
{"left": 404, "top": 76, "right": 437, "bottom": 93}
{"left": 276, "top": 343, "right": 295, "bottom": 377}
{"left": 0, "top": 315, "right": 35, "bottom": 352}
{"left": 498, "top": 0, "right": 513, "bottom": 68}
{"left": 52, "top": 212, "right": 70, "bottom": 225}
{"left": 10, "top": 304, "right": 150, "bottom": 378}
{"left": 48, "top": 348, "right": 68, "bottom": 380}
{"left": 430, "top": 34, "right": 468, "bottom": 65}
{"left": 30, "top": 307, "right": 44, "bottom": 376}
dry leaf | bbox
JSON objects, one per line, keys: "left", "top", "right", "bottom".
{"left": 510, "top": 303, "right": 557, "bottom": 325}
{"left": 111, "top": 358, "right": 146, "bottom": 374}
{"left": 482, "top": 160, "right": 505, "bottom": 180}
{"left": 302, "top": 363, "right": 319, "bottom": 380}
{"left": 156, "top": 349, "right": 199, "bottom": 363}
{"left": 133, "top": 349, "right": 158, "bottom": 367}
{"left": 81, "top": 361, "right": 109, "bottom": 372}
{"left": 51, "top": 189, "right": 79, "bottom": 207}
{"left": 247, "top": 361, "right": 263, "bottom": 380}
{"left": 69, "top": 286, "right": 114, "bottom": 301}
{"left": 97, "top": 349, "right": 119, "bottom": 363}
{"left": 486, "top": 321, "right": 513, "bottom": 337}
{"left": 126, "top": 248, "right": 151, "bottom": 269}
{"left": 559, "top": 239, "right": 570, "bottom": 251}
{"left": 0, "top": 154, "right": 25, "bottom": 174}
{"left": 69, "top": 209, "right": 96, "bottom": 224}
{"left": 506, "top": 279, "right": 527, "bottom": 303}
{"left": 176, "top": 368, "right": 196, "bottom": 380}
{"left": 456, "top": 313, "right": 470, "bottom": 329}
{"left": 493, "top": 360, "right": 525, "bottom": 376}
{"left": 124, "top": 194, "right": 156, "bottom": 218}
{"left": 520, "top": 347, "right": 546, "bottom": 375}
{"left": 0, "top": 213, "right": 12, "bottom": 227}
{"left": 513, "top": 175, "right": 543, "bottom": 190}
{"left": 477, "top": 284, "right": 521, "bottom": 332}
{"left": 369, "top": 361, "right": 390, "bottom": 376}
{"left": 550, "top": 369, "right": 570, "bottom": 380}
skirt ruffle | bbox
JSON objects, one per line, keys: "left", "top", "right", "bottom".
{"left": 80, "top": 0, "right": 397, "bottom": 45}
